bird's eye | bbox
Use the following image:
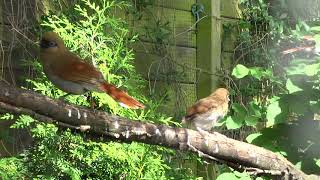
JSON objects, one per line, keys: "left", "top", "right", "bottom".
{"left": 48, "top": 41, "right": 57, "bottom": 47}
{"left": 40, "top": 39, "right": 57, "bottom": 49}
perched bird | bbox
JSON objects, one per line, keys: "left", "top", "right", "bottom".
{"left": 182, "top": 88, "right": 229, "bottom": 132}
{"left": 39, "top": 31, "right": 145, "bottom": 109}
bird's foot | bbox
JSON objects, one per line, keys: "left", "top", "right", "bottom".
{"left": 196, "top": 127, "right": 211, "bottom": 146}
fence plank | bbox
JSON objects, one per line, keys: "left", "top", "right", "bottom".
{"left": 147, "top": 81, "right": 197, "bottom": 116}
{"left": 221, "top": 0, "right": 242, "bottom": 18}
{"left": 222, "top": 19, "right": 239, "bottom": 52}
{"left": 151, "top": 0, "right": 195, "bottom": 11}
{"left": 128, "top": 5, "right": 196, "bottom": 48}
{"left": 132, "top": 42, "right": 196, "bottom": 83}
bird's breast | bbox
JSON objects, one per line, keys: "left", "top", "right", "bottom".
{"left": 44, "top": 68, "right": 87, "bottom": 94}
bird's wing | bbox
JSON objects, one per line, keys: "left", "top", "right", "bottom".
{"left": 185, "top": 96, "right": 223, "bottom": 119}
{"left": 50, "top": 53, "right": 104, "bottom": 84}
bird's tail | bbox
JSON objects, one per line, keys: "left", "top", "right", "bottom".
{"left": 100, "top": 82, "right": 145, "bottom": 109}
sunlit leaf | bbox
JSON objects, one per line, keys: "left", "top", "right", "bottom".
{"left": 245, "top": 116, "right": 259, "bottom": 126}
{"left": 304, "top": 63, "right": 320, "bottom": 76}
{"left": 216, "top": 172, "right": 237, "bottom": 180}
{"left": 232, "top": 64, "right": 249, "bottom": 78}
{"left": 286, "top": 79, "right": 303, "bottom": 94}
{"left": 315, "top": 159, "right": 320, "bottom": 168}
{"left": 226, "top": 116, "right": 243, "bottom": 130}
{"left": 266, "top": 99, "right": 282, "bottom": 127}
{"left": 246, "top": 133, "right": 262, "bottom": 143}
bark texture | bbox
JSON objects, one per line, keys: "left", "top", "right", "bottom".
{"left": 0, "top": 81, "right": 319, "bottom": 180}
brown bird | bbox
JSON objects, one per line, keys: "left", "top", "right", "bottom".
{"left": 182, "top": 88, "right": 229, "bottom": 132}
{"left": 39, "top": 31, "right": 145, "bottom": 109}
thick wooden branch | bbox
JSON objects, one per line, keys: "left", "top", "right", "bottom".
{"left": 0, "top": 81, "right": 318, "bottom": 180}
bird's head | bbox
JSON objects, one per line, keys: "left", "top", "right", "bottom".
{"left": 40, "top": 31, "right": 66, "bottom": 53}
{"left": 211, "top": 88, "right": 229, "bottom": 101}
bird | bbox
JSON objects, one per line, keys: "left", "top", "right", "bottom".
{"left": 39, "top": 31, "right": 145, "bottom": 109}
{"left": 182, "top": 88, "right": 229, "bottom": 132}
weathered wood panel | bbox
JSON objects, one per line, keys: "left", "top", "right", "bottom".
{"left": 222, "top": 18, "right": 239, "bottom": 52}
{"left": 132, "top": 42, "right": 196, "bottom": 83}
{"left": 221, "top": 0, "right": 241, "bottom": 18}
{"left": 222, "top": 52, "right": 234, "bottom": 71}
{"left": 129, "top": 5, "right": 197, "bottom": 48}
{"left": 148, "top": 81, "right": 197, "bottom": 115}
{"left": 142, "top": 0, "right": 195, "bottom": 11}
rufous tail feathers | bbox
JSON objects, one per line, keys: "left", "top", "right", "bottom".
{"left": 100, "top": 82, "right": 145, "bottom": 109}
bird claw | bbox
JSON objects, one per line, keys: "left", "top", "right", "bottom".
{"left": 196, "top": 127, "right": 211, "bottom": 146}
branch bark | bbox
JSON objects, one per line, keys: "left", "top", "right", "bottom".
{"left": 0, "top": 81, "right": 318, "bottom": 180}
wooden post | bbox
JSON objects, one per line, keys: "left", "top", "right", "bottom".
{"left": 196, "top": 0, "right": 221, "bottom": 99}
{"left": 195, "top": 1, "right": 221, "bottom": 179}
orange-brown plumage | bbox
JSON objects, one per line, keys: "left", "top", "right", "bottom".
{"left": 39, "top": 31, "right": 145, "bottom": 109}
{"left": 182, "top": 88, "right": 229, "bottom": 131}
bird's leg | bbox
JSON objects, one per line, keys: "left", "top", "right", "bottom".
{"left": 84, "top": 91, "right": 98, "bottom": 109}
{"left": 196, "top": 127, "right": 211, "bottom": 146}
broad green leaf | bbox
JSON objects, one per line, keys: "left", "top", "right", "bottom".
{"left": 246, "top": 133, "right": 262, "bottom": 143}
{"left": 266, "top": 100, "right": 282, "bottom": 127}
{"left": 295, "top": 161, "right": 302, "bottom": 169}
{"left": 245, "top": 116, "right": 259, "bottom": 126}
{"left": 232, "top": 103, "right": 247, "bottom": 113}
{"left": 314, "top": 34, "right": 320, "bottom": 49}
{"left": 248, "top": 101, "right": 261, "bottom": 117}
{"left": 304, "top": 63, "right": 320, "bottom": 76}
{"left": 249, "top": 67, "right": 263, "bottom": 80}
{"left": 315, "top": 159, "right": 320, "bottom": 168}
{"left": 310, "top": 26, "right": 320, "bottom": 32}
{"left": 286, "top": 79, "right": 303, "bottom": 94}
{"left": 226, "top": 116, "right": 243, "bottom": 130}
{"left": 234, "top": 171, "right": 251, "bottom": 180}
{"left": 232, "top": 64, "right": 249, "bottom": 78}
{"left": 217, "top": 172, "right": 238, "bottom": 180}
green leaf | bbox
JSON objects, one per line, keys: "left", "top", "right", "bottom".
{"left": 248, "top": 101, "right": 261, "bottom": 117}
{"left": 232, "top": 64, "right": 249, "bottom": 78}
{"left": 315, "top": 159, "right": 320, "bottom": 168}
{"left": 246, "top": 133, "right": 262, "bottom": 143}
{"left": 295, "top": 161, "right": 302, "bottom": 169}
{"left": 217, "top": 172, "right": 238, "bottom": 180}
{"left": 304, "top": 63, "right": 320, "bottom": 76}
{"left": 266, "top": 99, "right": 282, "bottom": 127}
{"left": 310, "top": 26, "right": 320, "bottom": 32}
{"left": 245, "top": 116, "right": 259, "bottom": 126}
{"left": 226, "top": 116, "right": 243, "bottom": 130}
{"left": 232, "top": 103, "right": 247, "bottom": 117}
{"left": 249, "top": 67, "right": 263, "bottom": 80}
{"left": 10, "top": 115, "right": 35, "bottom": 129}
{"left": 286, "top": 79, "right": 303, "bottom": 94}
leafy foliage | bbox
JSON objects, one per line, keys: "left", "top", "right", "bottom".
{"left": 219, "top": 0, "right": 320, "bottom": 177}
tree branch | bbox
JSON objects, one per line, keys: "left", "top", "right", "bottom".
{"left": 0, "top": 81, "right": 318, "bottom": 179}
